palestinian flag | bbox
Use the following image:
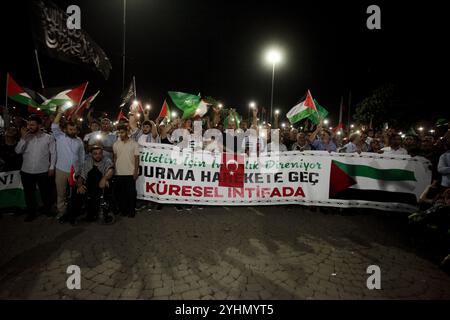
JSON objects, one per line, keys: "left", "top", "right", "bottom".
{"left": 116, "top": 109, "right": 128, "bottom": 122}
{"left": 329, "top": 160, "right": 418, "bottom": 205}
{"left": 168, "top": 91, "right": 207, "bottom": 119}
{"left": 0, "top": 171, "right": 26, "bottom": 209}
{"left": 6, "top": 73, "right": 39, "bottom": 108}
{"left": 332, "top": 122, "right": 344, "bottom": 133}
{"left": 28, "top": 106, "right": 45, "bottom": 116}
{"left": 287, "top": 90, "right": 317, "bottom": 124}
{"left": 23, "top": 87, "right": 47, "bottom": 105}
{"left": 41, "top": 82, "right": 88, "bottom": 113}
{"left": 136, "top": 101, "right": 145, "bottom": 114}
{"left": 158, "top": 99, "right": 171, "bottom": 119}
{"left": 308, "top": 99, "right": 329, "bottom": 125}
{"left": 67, "top": 91, "right": 99, "bottom": 120}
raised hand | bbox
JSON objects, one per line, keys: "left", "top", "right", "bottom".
{"left": 20, "top": 126, "right": 28, "bottom": 138}
{"left": 143, "top": 108, "right": 150, "bottom": 119}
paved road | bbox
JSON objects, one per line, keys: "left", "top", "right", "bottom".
{"left": 0, "top": 205, "right": 449, "bottom": 300}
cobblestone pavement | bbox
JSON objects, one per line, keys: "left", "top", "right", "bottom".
{"left": 0, "top": 205, "right": 449, "bottom": 300}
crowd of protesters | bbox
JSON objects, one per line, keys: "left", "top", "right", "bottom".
{"left": 1, "top": 104, "right": 449, "bottom": 267}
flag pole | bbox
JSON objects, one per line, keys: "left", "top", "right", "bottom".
{"left": 347, "top": 90, "right": 352, "bottom": 130}
{"left": 122, "top": 0, "right": 127, "bottom": 91}
{"left": 4, "top": 73, "right": 10, "bottom": 128}
{"left": 338, "top": 95, "right": 343, "bottom": 132}
{"left": 34, "top": 49, "right": 45, "bottom": 89}
{"left": 133, "top": 75, "right": 137, "bottom": 99}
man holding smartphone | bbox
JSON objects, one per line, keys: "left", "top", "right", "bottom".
{"left": 15, "top": 115, "right": 56, "bottom": 221}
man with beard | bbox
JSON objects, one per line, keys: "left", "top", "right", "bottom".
{"left": 15, "top": 115, "right": 56, "bottom": 221}
{"left": 52, "top": 108, "right": 85, "bottom": 219}
{"left": 129, "top": 109, "right": 159, "bottom": 144}
{"left": 59, "top": 145, "right": 114, "bottom": 224}
{"left": 380, "top": 134, "right": 408, "bottom": 155}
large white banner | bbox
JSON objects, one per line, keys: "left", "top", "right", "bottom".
{"left": 136, "top": 144, "right": 431, "bottom": 212}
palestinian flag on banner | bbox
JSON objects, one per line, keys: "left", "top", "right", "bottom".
{"left": 158, "top": 99, "right": 171, "bottom": 119}
{"left": 0, "top": 171, "right": 26, "bottom": 209}
{"left": 168, "top": 91, "right": 209, "bottom": 119}
{"left": 41, "top": 82, "right": 88, "bottom": 113}
{"left": 308, "top": 99, "right": 329, "bottom": 125}
{"left": 329, "top": 160, "right": 418, "bottom": 205}
{"left": 6, "top": 73, "right": 39, "bottom": 108}
{"left": 287, "top": 90, "right": 317, "bottom": 124}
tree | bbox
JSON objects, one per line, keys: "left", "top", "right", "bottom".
{"left": 354, "top": 83, "right": 396, "bottom": 128}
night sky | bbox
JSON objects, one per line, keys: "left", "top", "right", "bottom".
{"left": 1, "top": 0, "right": 448, "bottom": 125}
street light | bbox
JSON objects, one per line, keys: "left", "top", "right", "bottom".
{"left": 265, "top": 48, "right": 283, "bottom": 124}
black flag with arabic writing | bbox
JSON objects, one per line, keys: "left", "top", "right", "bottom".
{"left": 119, "top": 79, "right": 136, "bottom": 108}
{"left": 29, "top": 0, "right": 112, "bottom": 79}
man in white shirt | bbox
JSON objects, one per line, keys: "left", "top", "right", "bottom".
{"left": 15, "top": 115, "right": 56, "bottom": 221}
{"left": 380, "top": 134, "right": 408, "bottom": 155}
{"left": 341, "top": 133, "right": 361, "bottom": 153}
{"left": 113, "top": 124, "right": 140, "bottom": 217}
